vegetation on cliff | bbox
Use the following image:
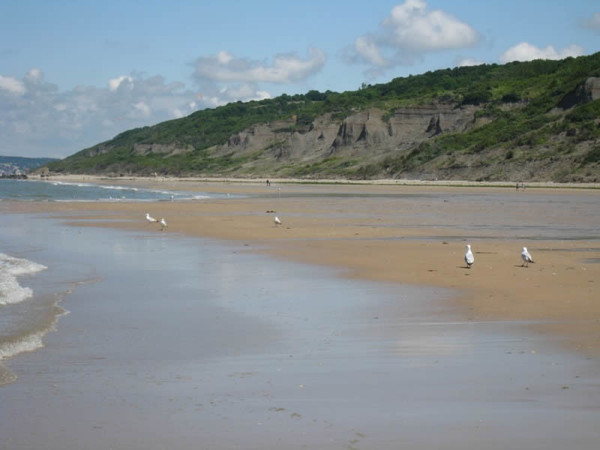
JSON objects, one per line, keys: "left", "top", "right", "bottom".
{"left": 45, "top": 53, "right": 600, "bottom": 182}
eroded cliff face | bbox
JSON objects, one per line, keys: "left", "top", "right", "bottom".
{"left": 214, "top": 103, "right": 480, "bottom": 167}
{"left": 67, "top": 76, "right": 598, "bottom": 182}
{"left": 133, "top": 143, "right": 194, "bottom": 156}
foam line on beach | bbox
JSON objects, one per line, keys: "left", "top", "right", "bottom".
{"left": 0, "top": 253, "right": 47, "bottom": 306}
{"left": 9, "top": 178, "right": 218, "bottom": 202}
{"left": 0, "top": 301, "right": 69, "bottom": 385}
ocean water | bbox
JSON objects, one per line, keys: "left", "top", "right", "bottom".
{"left": 0, "top": 178, "right": 228, "bottom": 202}
{"left": 0, "top": 178, "right": 225, "bottom": 385}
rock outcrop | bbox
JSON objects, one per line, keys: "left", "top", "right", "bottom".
{"left": 558, "top": 77, "right": 600, "bottom": 109}
{"left": 133, "top": 143, "right": 193, "bottom": 156}
{"left": 212, "top": 104, "right": 479, "bottom": 168}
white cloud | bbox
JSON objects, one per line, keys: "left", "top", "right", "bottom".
{"left": 3, "top": 44, "right": 321, "bottom": 158}
{"left": 3, "top": 40, "right": 322, "bottom": 158}
{"left": 458, "top": 58, "right": 484, "bottom": 67}
{"left": 133, "top": 101, "right": 151, "bottom": 117}
{"left": 255, "top": 90, "right": 271, "bottom": 101}
{"left": 347, "top": 0, "right": 479, "bottom": 72}
{"left": 499, "top": 42, "right": 585, "bottom": 63}
{"left": 582, "top": 12, "right": 600, "bottom": 31}
{"left": 191, "top": 47, "right": 324, "bottom": 108}
{"left": 0, "top": 74, "right": 26, "bottom": 95}
{"left": 25, "top": 68, "right": 43, "bottom": 83}
{"left": 383, "top": 0, "right": 479, "bottom": 51}
{"left": 198, "top": 83, "right": 272, "bottom": 108}
{"left": 109, "top": 75, "right": 133, "bottom": 91}
{"left": 194, "top": 47, "right": 326, "bottom": 84}
{"left": 0, "top": 71, "right": 202, "bottom": 158}
{"left": 354, "top": 35, "right": 389, "bottom": 67}
{"left": 217, "top": 51, "right": 233, "bottom": 65}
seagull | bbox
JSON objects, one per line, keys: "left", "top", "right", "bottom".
{"left": 160, "top": 218, "right": 168, "bottom": 231}
{"left": 521, "top": 247, "right": 534, "bottom": 267}
{"left": 274, "top": 216, "right": 282, "bottom": 226}
{"left": 145, "top": 213, "right": 158, "bottom": 223}
{"left": 465, "top": 244, "right": 474, "bottom": 268}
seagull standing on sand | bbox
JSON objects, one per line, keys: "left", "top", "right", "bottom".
{"left": 465, "top": 244, "right": 475, "bottom": 268}
{"left": 145, "top": 213, "right": 158, "bottom": 223}
{"left": 274, "top": 216, "right": 282, "bottom": 226}
{"left": 160, "top": 218, "right": 168, "bottom": 231}
{"left": 521, "top": 247, "right": 534, "bottom": 267}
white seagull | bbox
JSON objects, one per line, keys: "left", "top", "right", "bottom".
{"left": 521, "top": 247, "right": 534, "bottom": 267}
{"left": 465, "top": 244, "right": 475, "bottom": 268}
{"left": 274, "top": 216, "right": 282, "bottom": 226}
{"left": 160, "top": 218, "right": 168, "bottom": 231}
{"left": 145, "top": 213, "right": 158, "bottom": 223}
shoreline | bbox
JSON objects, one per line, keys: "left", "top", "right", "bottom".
{"left": 3, "top": 177, "right": 600, "bottom": 357}
{"left": 27, "top": 173, "right": 600, "bottom": 190}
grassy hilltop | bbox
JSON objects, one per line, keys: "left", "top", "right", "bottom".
{"left": 45, "top": 53, "right": 600, "bottom": 182}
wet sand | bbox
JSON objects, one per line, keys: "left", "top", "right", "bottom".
{"left": 1, "top": 178, "right": 600, "bottom": 449}
{"left": 10, "top": 177, "right": 600, "bottom": 355}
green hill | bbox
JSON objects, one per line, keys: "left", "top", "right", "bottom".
{"left": 45, "top": 53, "right": 600, "bottom": 182}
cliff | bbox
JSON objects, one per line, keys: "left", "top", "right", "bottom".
{"left": 44, "top": 54, "right": 600, "bottom": 182}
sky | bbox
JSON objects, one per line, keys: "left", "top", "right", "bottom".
{"left": 1, "top": 0, "right": 599, "bottom": 159}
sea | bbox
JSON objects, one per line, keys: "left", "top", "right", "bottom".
{"left": 0, "top": 177, "right": 228, "bottom": 202}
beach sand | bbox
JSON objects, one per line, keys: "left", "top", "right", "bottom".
{"left": 2, "top": 177, "right": 600, "bottom": 449}
{"left": 10, "top": 177, "right": 600, "bottom": 355}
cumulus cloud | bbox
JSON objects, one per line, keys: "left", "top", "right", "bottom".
{"left": 383, "top": 0, "right": 479, "bottom": 51}
{"left": 198, "top": 83, "right": 272, "bottom": 109}
{"left": 109, "top": 75, "right": 133, "bottom": 91}
{"left": 0, "top": 70, "right": 201, "bottom": 158}
{"left": 354, "top": 35, "right": 389, "bottom": 67}
{"left": 0, "top": 74, "right": 26, "bottom": 95}
{"left": 194, "top": 47, "right": 326, "bottom": 84}
{"left": 458, "top": 58, "right": 484, "bottom": 67}
{"left": 1, "top": 44, "right": 327, "bottom": 158}
{"left": 582, "top": 12, "right": 600, "bottom": 31}
{"left": 190, "top": 47, "right": 325, "bottom": 108}
{"left": 133, "top": 101, "right": 151, "bottom": 116}
{"left": 346, "top": 0, "right": 479, "bottom": 72}
{"left": 499, "top": 42, "right": 585, "bottom": 63}
{"left": 25, "top": 68, "right": 43, "bottom": 83}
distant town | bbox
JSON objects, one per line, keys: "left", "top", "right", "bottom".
{"left": 0, "top": 156, "right": 59, "bottom": 178}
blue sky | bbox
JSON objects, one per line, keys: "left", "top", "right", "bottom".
{"left": 1, "top": 0, "right": 599, "bottom": 158}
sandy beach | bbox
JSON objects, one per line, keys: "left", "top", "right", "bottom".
{"left": 12, "top": 176, "right": 600, "bottom": 355}
{"left": 2, "top": 176, "right": 600, "bottom": 449}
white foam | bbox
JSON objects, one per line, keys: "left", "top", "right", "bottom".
{"left": 50, "top": 180, "right": 93, "bottom": 188}
{"left": 100, "top": 184, "right": 139, "bottom": 192}
{"left": 0, "top": 330, "right": 45, "bottom": 361}
{"left": 25, "top": 178, "right": 218, "bottom": 201}
{"left": 0, "top": 253, "right": 47, "bottom": 306}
